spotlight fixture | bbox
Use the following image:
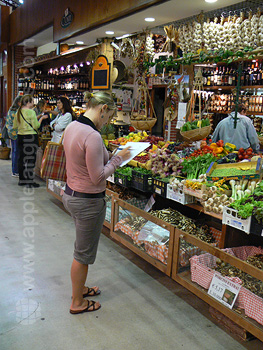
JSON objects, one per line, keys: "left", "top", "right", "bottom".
{"left": 205, "top": 0, "right": 217, "bottom": 3}
{"left": 105, "top": 31, "right": 114, "bottom": 35}
{"left": 76, "top": 41, "right": 84, "bottom": 45}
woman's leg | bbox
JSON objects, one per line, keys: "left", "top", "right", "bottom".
{"left": 70, "top": 258, "right": 100, "bottom": 311}
{"left": 11, "top": 139, "right": 19, "bottom": 175}
{"left": 17, "top": 135, "right": 26, "bottom": 183}
{"left": 24, "top": 134, "right": 38, "bottom": 183}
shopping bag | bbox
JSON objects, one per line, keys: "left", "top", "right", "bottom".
{"left": 40, "top": 135, "right": 66, "bottom": 182}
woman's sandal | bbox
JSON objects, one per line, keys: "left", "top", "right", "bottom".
{"left": 70, "top": 300, "right": 101, "bottom": 314}
{"left": 83, "top": 287, "right": 101, "bottom": 298}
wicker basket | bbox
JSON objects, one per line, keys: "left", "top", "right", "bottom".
{"left": 130, "top": 118, "right": 157, "bottom": 131}
{"left": 258, "top": 135, "right": 263, "bottom": 145}
{"left": 180, "top": 125, "right": 212, "bottom": 142}
{"left": 0, "top": 146, "right": 11, "bottom": 160}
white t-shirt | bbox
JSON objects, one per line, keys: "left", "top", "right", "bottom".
{"left": 50, "top": 112, "right": 72, "bottom": 143}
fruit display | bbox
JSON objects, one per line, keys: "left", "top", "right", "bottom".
{"left": 100, "top": 124, "right": 116, "bottom": 140}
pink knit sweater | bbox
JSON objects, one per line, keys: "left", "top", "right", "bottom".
{"left": 63, "top": 121, "right": 122, "bottom": 193}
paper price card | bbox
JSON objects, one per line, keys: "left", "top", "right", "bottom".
{"left": 208, "top": 273, "right": 241, "bottom": 309}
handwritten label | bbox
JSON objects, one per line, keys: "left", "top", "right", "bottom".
{"left": 208, "top": 273, "right": 241, "bottom": 309}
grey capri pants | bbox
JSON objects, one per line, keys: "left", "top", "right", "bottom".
{"left": 62, "top": 193, "right": 106, "bottom": 265}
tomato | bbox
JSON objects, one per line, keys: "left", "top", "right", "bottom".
{"left": 238, "top": 155, "right": 243, "bottom": 160}
{"left": 247, "top": 150, "right": 252, "bottom": 155}
{"left": 239, "top": 148, "right": 244, "bottom": 154}
{"left": 244, "top": 155, "right": 249, "bottom": 159}
{"left": 247, "top": 147, "right": 253, "bottom": 152}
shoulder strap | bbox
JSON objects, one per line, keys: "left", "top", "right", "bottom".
{"left": 20, "top": 111, "right": 38, "bottom": 133}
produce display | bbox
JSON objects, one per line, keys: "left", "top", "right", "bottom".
{"left": 182, "top": 153, "right": 216, "bottom": 179}
{"left": 105, "top": 129, "right": 262, "bottom": 229}
{"left": 150, "top": 149, "right": 183, "bottom": 178}
{"left": 230, "top": 180, "right": 263, "bottom": 220}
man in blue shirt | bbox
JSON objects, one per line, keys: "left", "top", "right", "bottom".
{"left": 212, "top": 104, "right": 260, "bottom": 152}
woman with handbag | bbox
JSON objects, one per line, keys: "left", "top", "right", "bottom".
{"left": 62, "top": 91, "right": 130, "bottom": 314}
{"left": 5, "top": 95, "right": 23, "bottom": 177}
{"left": 13, "top": 94, "right": 48, "bottom": 188}
{"left": 50, "top": 96, "right": 73, "bottom": 143}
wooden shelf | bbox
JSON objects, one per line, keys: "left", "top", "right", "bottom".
{"left": 187, "top": 203, "right": 223, "bottom": 220}
{"left": 208, "top": 111, "right": 263, "bottom": 115}
{"left": 34, "top": 89, "right": 86, "bottom": 93}
{"left": 204, "top": 85, "right": 263, "bottom": 91}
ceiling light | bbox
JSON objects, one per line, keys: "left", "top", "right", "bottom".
{"left": 105, "top": 31, "right": 114, "bottom": 35}
{"left": 76, "top": 41, "right": 84, "bottom": 45}
{"left": 205, "top": 0, "right": 217, "bottom": 3}
{"left": 19, "top": 0, "right": 23, "bottom": 3}
{"left": 145, "top": 17, "right": 155, "bottom": 22}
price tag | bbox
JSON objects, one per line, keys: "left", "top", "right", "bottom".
{"left": 208, "top": 273, "right": 241, "bottom": 309}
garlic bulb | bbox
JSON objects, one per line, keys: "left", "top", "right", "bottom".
{"left": 145, "top": 34, "right": 155, "bottom": 60}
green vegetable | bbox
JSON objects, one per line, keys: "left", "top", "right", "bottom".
{"left": 182, "top": 154, "right": 216, "bottom": 179}
{"left": 211, "top": 168, "right": 256, "bottom": 177}
{"left": 201, "top": 118, "right": 210, "bottom": 127}
{"left": 133, "top": 168, "right": 152, "bottom": 175}
{"left": 115, "top": 166, "right": 133, "bottom": 181}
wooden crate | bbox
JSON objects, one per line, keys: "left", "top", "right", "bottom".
{"left": 111, "top": 197, "right": 175, "bottom": 276}
{"left": 171, "top": 228, "right": 263, "bottom": 342}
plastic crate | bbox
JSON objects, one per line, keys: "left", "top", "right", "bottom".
{"left": 114, "top": 174, "right": 131, "bottom": 187}
{"left": 222, "top": 207, "right": 251, "bottom": 234}
{"left": 131, "top": 170, "right": 153, "bottom": 192}
{"left": 153, "top": 178, "right": 168, "bottom": 197}
{"left": 166, "top": 184, "right": 194, "bottom": 204}
{"left": 107, "top": 174, "right": 115, "bottom": 183}
{"left": 250, "top": 216, "right": 263, "bottom": 237}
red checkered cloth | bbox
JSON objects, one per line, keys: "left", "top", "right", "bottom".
{"left": 114, "top": 219, "right": 168, "bottom": 264}
{"left": 190, "top": 246, "right": 263, "bottom": 325}
{"left": 144, "top": 242, "right": 168, "bottom": 264}
{"left": 41, "top": 141, "right": 67, "bottom": 182}
{"left": 114, "top": 219, "right": 141, "bottom": 242}
{"left": 210, "top": 227, "right": 222, "bottom": 245}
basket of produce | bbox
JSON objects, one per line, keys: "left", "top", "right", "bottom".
{"left": 130, "top": 118, "right": 157, "bottom": 131}
{"left": 114, "top": 166, "right": 133, "bottom": 187}
{"left": 180, "top": 118, "right": 211, "bottom": 142}
{"left": 0, "top": 146, "right": 11, "bottom": 160}
{"left": 206, "top": 158, "right": 263, "bottom": 181}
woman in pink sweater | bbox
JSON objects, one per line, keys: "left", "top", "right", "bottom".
{"left": 62, "top": 91, "right": 130, "bottom": 314}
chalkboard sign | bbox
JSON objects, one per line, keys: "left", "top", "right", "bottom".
{"left": 92, "top": 55, "right": 110, "bottom": 90}
{"left": 93, "top": 70, "right": 108, "bottom": 87}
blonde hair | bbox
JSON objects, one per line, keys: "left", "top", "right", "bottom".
{"left": 84, "top": 91, "right": 116, "bottom": 111}
{"left": 17, "top": 94, "right": 33, "bottom": 123}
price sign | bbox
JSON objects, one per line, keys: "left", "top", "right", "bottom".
{"left": 208, "top": 273, "right": 241, "bottom": 309}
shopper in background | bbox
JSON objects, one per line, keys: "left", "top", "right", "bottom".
{"left": 6, "top": 95, "right": 23, "bottom": 177}
{"left": 13, "top": 94, "right": 48, "bottom": 188}
{"left": 62, "top": 91, "right": 131, "bottom": 314}
{"left": 34, "top": 99, "right": 51, "bottom": 131}
{"left": 212, "top": 104, "right": 260, "bottom": 152}
{"left": 50, "top": 96, "right": 73, "bottom": 143}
